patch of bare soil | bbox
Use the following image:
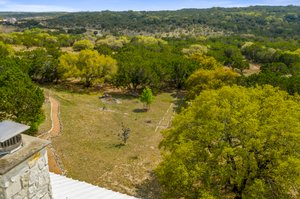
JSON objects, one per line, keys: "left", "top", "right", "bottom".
{"left": 243, "top": 63, "right": 261, "bottom": 76}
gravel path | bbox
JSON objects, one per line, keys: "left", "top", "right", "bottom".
{"left": 39, "top": 96, "right": 64, "bottom": 175}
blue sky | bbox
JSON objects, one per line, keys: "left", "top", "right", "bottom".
{"left": 0, "top": 0, "right": 299, "bottom": 12}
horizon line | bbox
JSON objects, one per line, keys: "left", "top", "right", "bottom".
{"left": 0, "top": 4, "right": 298, "bottom": 13}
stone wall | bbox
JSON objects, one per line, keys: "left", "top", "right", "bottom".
{"left": 0, "top": 148, "right": 52, "bottom": 199}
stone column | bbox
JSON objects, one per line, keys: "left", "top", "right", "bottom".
{"left": 0, "top": 135, "right": 52, "bottom": 199}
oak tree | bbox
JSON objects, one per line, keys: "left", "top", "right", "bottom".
{"left": 157, "top": 85, "right": 300, "bottom": 198}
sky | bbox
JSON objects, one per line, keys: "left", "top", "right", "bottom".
{"left": 0, "top": 0, "right": 299, "bottom": 12}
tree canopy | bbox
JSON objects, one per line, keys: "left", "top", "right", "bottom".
{"left": 72, "top": 39, "right": 94, "bottom": 51}
{"left": 58, "top": 50, "right": 117, "bottom": 87}
{"left": 0, "top": 59, "right": 44, "bottom": 134}
{"left": 156, "top": 85, "right": 300, "bottom": 198}
{"left": 186, "top": 67, "right": 239, "bottom": 99}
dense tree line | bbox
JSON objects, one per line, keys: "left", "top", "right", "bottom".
{"left": 0, "top": 29, "right": 79, "bottom": 47}
{"left": 0, "top": 26, "right": 299, "bottom": 133}
{"left": 39, "top": 6, "right": 300, "bottom": 37}
{"left": 2, "top": 6, "right": 299, "bottom": 37}
{"left": 113, "top": 38, "right": 199, "bottom": 90}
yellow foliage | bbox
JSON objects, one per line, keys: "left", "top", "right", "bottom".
{"left": 58, "top": 50, "right": 117, "bottom": 86}
{"left": 58, "top": 53, "right": 79, "bottom": 79}
{"left": 73, "top": 39, "right": 94, "bottom": 51}
{"left": 96, "top": 35, "right": 129, "bottom": 49}
{"left": 186, "top": 67, "right": 239, "bottom": 99}
{"left": 0, "top": 41, "right": 14, "bottom": 57}
{"left": 182, "top": 44, "right": 208, "bottom": 56}
{"left": 189, "top": 54, "right": 223, "bottom": 69}
{"left": 135, "top": 35, "right": 167, "bottom": 46}
{"left": 241, "top": 41, "right": 254, "bottom": 49}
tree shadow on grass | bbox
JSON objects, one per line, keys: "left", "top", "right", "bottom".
{"left": 135, "top": 172, "right": 162, "bottom": 199}
{"left": 171, "top": 89, "right": 188, "bottom": 113}
{"left": 41, "top": 81, "right": 101, "bottom": 94}
{"left": 113, "top": 143, "right": 125, "bottom": 148}
{"left": 106, "top": 143, "right": 126, "bottom": 149}
{"left": 105, "top": 91, "right": 137, "bottom": 100}
{"left": 133, "top": 108, "right": 147, "bottom": 113}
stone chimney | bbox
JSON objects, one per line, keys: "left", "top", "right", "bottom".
{"left": 0, "top": 121, "right": 52, "bottom": 199}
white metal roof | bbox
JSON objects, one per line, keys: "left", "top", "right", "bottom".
{"left": 0, "top": 120, "right": 30, "bottom": 142}
{"left": 50, "top": 172, "right": 138, "bottom": 199}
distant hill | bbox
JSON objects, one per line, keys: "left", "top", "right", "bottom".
{"left": 0, "top": 12, "right": 66, "bottom": 19}
{"left": 2, "top": 6, "right": 300, "bottom": 37}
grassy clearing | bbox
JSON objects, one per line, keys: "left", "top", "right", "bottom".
{"left": 61, "top": 47, "right": 74, "bottom": 53}
{"left": 44, "top": 85, "right": 176, "bottom": 197}
{"left": 243, "top": 63, "right": 261, "bottom": 76}
{"left": 38, "top": 97, "right": 52, "bottom": 135}
{"left": 12, "top": 45, "right": 38, "bottom": 52}
{"left": 0, "top": 25, "right": 17, "bottom": 33}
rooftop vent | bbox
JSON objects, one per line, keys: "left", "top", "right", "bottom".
{"left": 0, "top": 120, "right": 30, "bottom": 157}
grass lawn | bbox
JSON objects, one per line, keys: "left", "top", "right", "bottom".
{"left": 38, "top": 92, "right": 52, "bottom": 135}
{"left": 44, "top": 85, "right": 176, "bottom": 197}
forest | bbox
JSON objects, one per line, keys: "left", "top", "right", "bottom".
{"left": 1, "top": 6, "right": 299, "bottom": 37}
{"left": 1, "top": 5, "right": 300, "bottom": 198}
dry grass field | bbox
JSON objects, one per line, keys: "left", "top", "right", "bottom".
{"left": 0, "top": 25, "right": 17, "bottom": 33}
{"left": 41, "top": 85, "right": 177, "bottom": 197}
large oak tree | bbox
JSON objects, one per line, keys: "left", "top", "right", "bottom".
{"left": 157, "top": 85, "right": 300, "bottom": 198}
{"left": 58, "top": 50, "right": 117, "bottom": 87}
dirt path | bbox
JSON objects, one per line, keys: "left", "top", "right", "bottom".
{"left": 39, "top": 96, "right": 65, "bottom": 175}
{"left": 155, "top": 91, "right": 184, "bottom": 133}
{"left": 155, "top": 103, "right": 175, "bottom": 133}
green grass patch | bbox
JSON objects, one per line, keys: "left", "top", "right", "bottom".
{"left": 38, "top": 98, "right": 52, "bottom": 134}
{"left": 45, "top": 87, "right": 175, "bottom": 196}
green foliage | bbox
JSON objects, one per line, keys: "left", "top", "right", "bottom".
{"left": 96, "top": 36, "right": 129, "bottom": 50}
{"left": 57, "top": 34, "right": 78, "bottom": 47}
{"left": 260, "top": 62, "right": 290, "bottom": 75}
{"left": 291, "top": 62, "right": 300, "bottom": 76}
{"left": 45, "top": 6, "right": 300, "bottom": 38}
{"left": 189, "top": 54, "right": 223, "bottom": 70}
{"left": 224, "top": 47, "right": 249, "bottom": 72}
{"left": 182, "top": 44, "right": 208, "bottom": 56}
{"left": 18, "top": 46, "right": 62, "bottom": 83}
{"left": 0, "top": 59, "right": 44, "bottom": 134}
{"left": 58, "top": 50, "right": 117, "bottom": 87}
{"left": 157, "top": 85, "right": 300, "bottom": 198}
{"left": 140, "top": 87, "right": 154, "bottom": 110}
{"left": 239, "top": 73, "right": 300, "bottom": 95}
{"left": 114, "top": 42, "right": 198, "bottom": 90}
{"left": 72, "top": 39, "right": 94, "bottom": 51}
{"left": 0, "top": 41, "right": 14, "bottom": 58}
{"left": 22, "top": 29, "right": 60, "bottom": 47}
{"left": 186, "top": 67, "right": 239, "bottom": 99}
{"left": 134, "top": 36, "right": 167, "bottom": 46}
{"left": 57, "top": 52, "right": 79, "bottom": 79}
{"left": 0, "top": 29, "right": 78, "bottom": 48}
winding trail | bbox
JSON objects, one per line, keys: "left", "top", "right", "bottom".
{"left": 39, "top": 96, "right": 65, "bottom": 175}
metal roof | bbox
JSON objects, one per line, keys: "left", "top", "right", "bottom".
{"left": 50, "top": 173, "right": 138, "bottom": 199}
{"left": 0, "top": 120, "right": 30, "bottom": 142}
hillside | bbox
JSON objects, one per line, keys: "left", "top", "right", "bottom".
{"left": 40, "top": 6, "right": 300, "bottom": 37}
{"left": 1, "top": 4, "right": 300, "bottom": 198}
